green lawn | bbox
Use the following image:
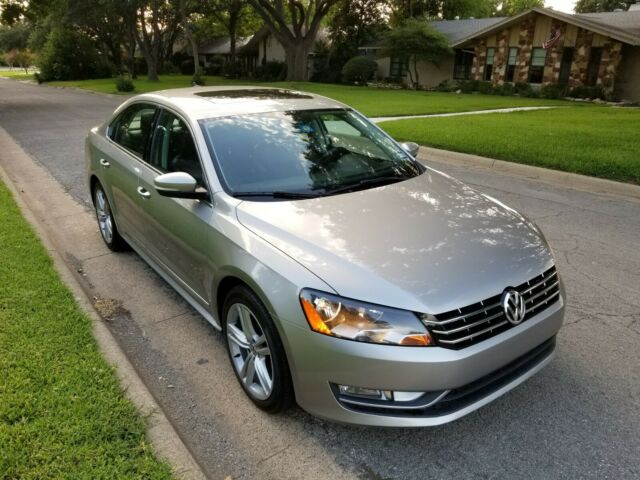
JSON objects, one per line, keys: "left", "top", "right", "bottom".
{"left": 0, "top": 181, "right": 172, "bottom": 478}
{"left": 0, "top": 70, "right": 35, "bottom": 81}
{"left": 46, "top": 74, "right": 571, "bottom": 117}
{"left": 380, "top": 106, "right": 640, "bottom": 184}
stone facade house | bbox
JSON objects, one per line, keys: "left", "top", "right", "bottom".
{"left": 365, "top": 6, "right": 640, "bottom": 102}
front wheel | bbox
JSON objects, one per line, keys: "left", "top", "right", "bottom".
{"left": 223, "top": 286, "right": 294, "bottom": 413}
{"left": 93, "top": 182, "right": 126, "bottom": 251}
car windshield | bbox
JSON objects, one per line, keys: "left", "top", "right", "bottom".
{"left": 200, "top": 109, "right": 423, "bottom": 198}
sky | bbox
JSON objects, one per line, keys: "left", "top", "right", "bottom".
{"left": 545, "top": 0, "right": 578, "bottom": 13}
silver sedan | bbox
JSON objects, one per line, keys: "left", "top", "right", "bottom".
{"left": 86, "top": 87, "right": 565, "bottom": 426}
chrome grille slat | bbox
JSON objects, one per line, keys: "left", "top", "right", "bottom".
{"left": 425, "top": 301, "right": 502, "bottom": 326}
{"left": 431, "top": 310, "right": 504, "bottom": 335}
{"left": 525, "top": 280, "right": 560, "bottom": 304}
{"left": 521, "top": 271, "right": 558, "bottom": 296}
{"left": 427, "top": 266, "right": 560, "bottom": 350}
{"left": 526, "top": 289, "right": 560, "bottom": 312}
{"left": 437, "top": 321, "right": 510, "bottom": 345}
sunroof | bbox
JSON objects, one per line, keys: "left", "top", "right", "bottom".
{"left": 195, "top": 89, "right": 313, "bottom": 100}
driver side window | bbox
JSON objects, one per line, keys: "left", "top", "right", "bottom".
{"left": 150, "top": 110, "right": 205, "bottom": 186}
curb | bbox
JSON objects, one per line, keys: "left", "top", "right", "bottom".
{"left": 0, "top": 127, "right": 208, "bottom": 480}
{"left": 418, "top": 146, "right": 640, "bottom": 203}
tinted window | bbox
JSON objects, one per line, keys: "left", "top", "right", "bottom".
{"left": 111, "top": 104, "right": 157, "bottom": 156}
{"left": 200, "top": 109, "right": 422, "bottom": 196}
{"left": 150, "top": 110, "right": 204, "bottom": 186}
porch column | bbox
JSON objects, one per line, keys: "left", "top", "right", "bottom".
{"left": 492, "top": 29, "right": 510, "bottom": 86}
{"left": 515, "top": 17, "right": 535, "bottom": 83}
{"left": 569, "top": 28, "right": 594, "bottom": 86}
{"left": 597, "top": 40, "right": 623, "bottom": 94}
{"left": 542, "top": 19, "right": 567, "bottom": 85}
{"left": 471, "top": 39, "right": 487, "bottom": 81}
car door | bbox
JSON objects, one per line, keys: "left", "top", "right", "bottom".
{"left": 102, "top": 103, "right": 158, "bottom": 246}
{"left": 135, "top": 108, "right": 213, "bottom": 306}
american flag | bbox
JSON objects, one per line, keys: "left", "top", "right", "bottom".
{"left": 543, "top": 29, "right": 562, "bottom": 49}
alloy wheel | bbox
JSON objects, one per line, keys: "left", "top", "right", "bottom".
{"left": 226, "top": 303, "right": 274, "bottom": 400}
{"left": 94, "top": 187, "right": 113, "bottom": 244}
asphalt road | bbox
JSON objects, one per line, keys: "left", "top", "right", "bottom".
{"left": 1, "top": 79, "right": 639, "bottom": 480}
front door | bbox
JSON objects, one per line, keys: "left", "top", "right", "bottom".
{"left": 136, "top": 109, "right": 213, "bottom": 306}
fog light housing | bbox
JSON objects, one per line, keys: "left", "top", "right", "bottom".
{"left": 337, "top": 384, "right": 424, "bottom": 403}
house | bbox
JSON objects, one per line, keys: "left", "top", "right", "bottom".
{"left": 364, "top": 5, "right": 640, "bottom": 102}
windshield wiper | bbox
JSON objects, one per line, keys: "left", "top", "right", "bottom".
{"left": 232, "top": 191, "right": 319, "bottom": 199}
{"left": 322, "top": 176, "right": 408, "bottom": 196}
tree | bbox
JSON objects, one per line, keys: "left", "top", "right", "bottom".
{"left": 499, "top": 0, "right": 543, "bottom": 16}
{"left": 131, "top": 1, "right": 180, "bottom": 81}
{"left": 379, "top": 18, "right": 451, "bottom": 88}
{"left": 321, "top": 0, "right": 387, "bottom": 82}
{"left": 575, "top": 0, "right": 633, "bottom": 12}
{"left": 247, "top": 0, "right": 341, "bottom": 81}
{"left": 390, "top": 0, "right": 499, "bottom": 22}
{"left": 9, "top": 48, "right": 34, "bottom": 73}
{"left": 204, "top": 0, "right": 260, "bottom": 76}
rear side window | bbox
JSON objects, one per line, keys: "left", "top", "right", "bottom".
{"left": 109, "top": 103, "right": 157, "bottom": 157}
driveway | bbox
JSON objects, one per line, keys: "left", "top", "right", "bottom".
{"left": 1, "top": 79, "right": 639, "bottom": 480}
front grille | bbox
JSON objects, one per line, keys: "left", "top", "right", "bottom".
{"left": 424, "top": 266, "right": 560, "bottom": 350}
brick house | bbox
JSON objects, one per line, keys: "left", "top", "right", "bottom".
{"left": 366, "top": 6, "right": 640, "bottom": 102}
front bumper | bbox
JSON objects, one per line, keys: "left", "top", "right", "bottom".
{"left": 283, "top": 295, "right": 564, "bottom": 427}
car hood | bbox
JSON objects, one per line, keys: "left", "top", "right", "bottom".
{"left": 236, "top": 168, "right": 554, "bottom": 314}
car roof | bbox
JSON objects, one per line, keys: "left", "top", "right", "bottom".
{"left": 133, "top": 86, "right": 349, "bottom": 120}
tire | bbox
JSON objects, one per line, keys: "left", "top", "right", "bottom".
{"left": 93, "top": 182, "right": 126, "bottom": 251}
{"left": 223, "top": 285, "right": 294, "bottom": 413}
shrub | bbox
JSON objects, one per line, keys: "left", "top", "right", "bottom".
{"left": 162, "top": 61, "right": 180, "bottom": 74}
{"left": 478, "top": 81, "right": 494, "bottom": 95}
{"left": 514, "top": 82, "right": 533, "bottom": 96}
{"left": 255, "top": 61, "right": 287, "bottom": 81}
{"left": 541, "top": 83, "right": 568, "bottom": 99}
{"left": 180, "top": 59, "right": 194, "bottom": 75}
{"left": 457, "top": 79, "right": 480, "bottom": 93}
{"left": 568, "top": 85, "right": 605, "bottom": 100}
{"left": 341, "top": 56, "right": 377, "bottom": 84}
{"left": 115, "top": 75, "right": 135, "bottom": 92}
{"left": 38, "top": 28, "right": 113, "bottom": 81}
{"left": 434, "top": 80, "right": 456, "bottom": 92}
{"left": 191, "top": 73, "right": 205, "bottom": 86}
{"left": 498, "top": 83, "right": 515, "bottom": 96}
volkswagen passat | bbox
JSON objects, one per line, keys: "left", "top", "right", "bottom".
{"left": 86, "top": 87, "right": 565, "bottom": 427}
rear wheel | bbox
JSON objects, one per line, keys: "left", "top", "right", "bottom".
{"left": 93, "top": 182, "right": 126, "bottom": 251}
{"left": 223, "top": 285, "right": 294, "bottom": 413}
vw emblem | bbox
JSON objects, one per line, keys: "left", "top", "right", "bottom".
{"left": 502, "top": 290, "right": 526, "bottom": 325}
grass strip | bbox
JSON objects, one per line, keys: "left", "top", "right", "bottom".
{"left": 0, "top": 180, "right": 173, "bottom": 479}
{"left": 380, "top": 106, "right": 640, "bottom": 184}
{"left": 46, "top": 74, "right": 571, "bottom": 117}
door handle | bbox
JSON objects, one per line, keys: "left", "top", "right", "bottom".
{"left": 137, "top": 186, "right": 151, "bottom": 199}
{"left": 99, "top": 158, "right": 110, "bottom": 168}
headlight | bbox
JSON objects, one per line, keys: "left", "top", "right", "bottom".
{"left": 299, "top": 289, "right": 433, "bottom": 346}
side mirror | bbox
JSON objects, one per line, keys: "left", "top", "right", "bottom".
{"left": 154, "top": 172, "right": 209, "bottom": 200}
{"left": 400, "top": 142, "right": 420, "bottom": 158}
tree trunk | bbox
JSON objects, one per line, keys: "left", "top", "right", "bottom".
{"left": 413, "top": 56, "right": 420, "bottom": 89}
{"left": 284, "top": 42, "right": 309, "bottom": 81}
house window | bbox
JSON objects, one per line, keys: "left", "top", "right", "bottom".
{"left": 559, "top": 47, "right": 574, "bottom": 84}
{"left": 506, "top": 47, "right": 518, "bottom": 82}
{"left": 586, "top": 47, "right": 603, "bottom": 86}
{"left": 528, "top": 47, "right": 547, "bottom": 84}
{"left": 453, "top": 49, "right": 475, "bottom": 80}
{"left": 484, "top": 47, "right": 495, "bottom": 81}
{"left": 390, "top": 56, "right": 408, "bottom": 78}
